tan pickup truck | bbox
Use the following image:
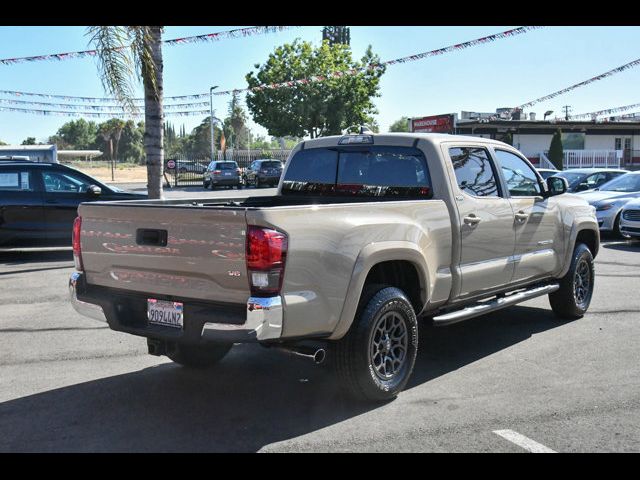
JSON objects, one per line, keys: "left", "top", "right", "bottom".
{"left": 69, "top": 132, "right": 599, "bottom": 401}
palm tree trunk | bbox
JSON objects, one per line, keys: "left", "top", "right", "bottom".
{"left": 144, "top": 26, "right": 164, "bottom": 199}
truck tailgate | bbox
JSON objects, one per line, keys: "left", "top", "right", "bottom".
{"left": 78, "top": 203, "right": 250, "bottom": 304}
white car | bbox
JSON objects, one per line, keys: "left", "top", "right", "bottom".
{"left": 620, "top": 198, "right": 640, "bottom": 239}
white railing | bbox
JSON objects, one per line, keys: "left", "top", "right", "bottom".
{"left": 538, "top": 150, "right": 622, "bottom": 169}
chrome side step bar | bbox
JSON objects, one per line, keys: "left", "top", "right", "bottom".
{"left": 432, "top": 283, "right": 560, "bottom": 326}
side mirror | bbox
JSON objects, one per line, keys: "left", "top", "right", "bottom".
{"left": 546, "top": 176, "right": 568, "bottom": 197}
{"left": 88, "top": 185, "right": 102, "bottom": 196}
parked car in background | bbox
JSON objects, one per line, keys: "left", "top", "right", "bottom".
{"left": 203, "top": 160, "right": 242, "bottom": 189}
{"left": 551, "top": 168, "right": 627, "bottom": 193}
{"left": 536, "top": 168, "right": 560, "bottom": 180}
{"left": 620, "top": 198, "right": 640, "bottom": 239}
{"left": 243, "top": 159, "right": 284, "bottom": 188}
{"left": 175, "top": 160, "right": 207, "bottom": 174}
{"left": 0, "top": 161, "right": 146, "bottom": 247}
{"left": 577, "top": 171, "right": 640, "bottom": 237}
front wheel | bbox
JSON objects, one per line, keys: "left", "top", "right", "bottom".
{"left": 334, "top": 286, "right": 418, "bottom": 402}
{"left": 549, "top": 242, "right": 595, "bottom": 319}
{"left": 167, "top": 343, "right": 233, "bottom": 368}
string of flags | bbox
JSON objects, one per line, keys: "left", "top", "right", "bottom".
{"left": 569, "top": 102, "right": 640, "bottom": 119}
{"left": 0, "top": 97, "right": 210, "bottom": 110}
{"left": 0, "top": 25, "right": 543, "bottom": 115}
{"left": 516, "top": 57, "right": 640, "bottom": 110}
{"left": 0, "top": 26, "right": 296, "bottom": 66}
{"left": 0, "top": 105, "right": 210, "bottom": 118}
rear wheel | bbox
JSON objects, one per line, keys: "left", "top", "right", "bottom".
{"left": 549, "top": 242, "right": 594, "bottom": 319}
{"left": 334, "top": 285, "right": 418, "bottom": 402}
{"left": 167, "top": 343, "right": 232, "bottom": 368}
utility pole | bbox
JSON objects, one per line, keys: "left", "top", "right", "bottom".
{"left": 209, "top": 86, "right": 218, "bottom": 162}
{"left": 562, "top": 105, "right": 572, "bottom": 120}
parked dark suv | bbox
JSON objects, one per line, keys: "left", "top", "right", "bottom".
{"left": 0, "top": 161, "right": 146, "bottom": 247}
{"left": 203, "top": 161, "right": 242, "bottom": 189}
{"left": 243, "top": 159, "right": 283, "bottom": 188}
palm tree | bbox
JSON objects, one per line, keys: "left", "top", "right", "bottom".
{"left": 87, "top": 26, "right": 165, "bottom": 198}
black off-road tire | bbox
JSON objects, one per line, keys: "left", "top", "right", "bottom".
{"left": 334, "top": 285, "right": 418, "bottom": 402}
{"left": 167, "top": 343, "right": 232, "bottom": 368}
{"left": 549, "top": 242, "right": 595, "bottom": 320}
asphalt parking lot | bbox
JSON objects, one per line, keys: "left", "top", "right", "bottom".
{"left": 0, "top": 187, "right": 638, "bottom": 452}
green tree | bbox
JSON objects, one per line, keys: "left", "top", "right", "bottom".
{"left": 184, "top": 117, "right": 222, "bottom": 159}
{"left": 21, "top": 137, "right": 37, "bottom": 145}
{"left": 389, "top": 117, "right": 410, "bottom": 132}
{"left": 246, "top": 39, "right": 385, "bottom": 139}
{"left": 96, "top": 118, "right": 126, "bottom": 160}
{"left": 119, "top": 120, "right": 145, "bottom": 163}
{"left": 53, "top": 119, "right": 98, "bottom": 149}
{"left": 88, "top": 26, "right": 165, "bottom": 198}
{"left": 0, "top": 140, "right": 7, "bottom": 146}
{"left": 548, "top": 129, "right": 564, "bottom": 170}
{"left": 224, "top": 92, "right": 249, "bottom": 149}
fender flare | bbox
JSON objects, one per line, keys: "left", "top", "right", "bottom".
{"left": 559, "top": 220, "right": 600, "bottom": 278}
{"left": 329, "top": 241, "right": 431, "bottom": 340}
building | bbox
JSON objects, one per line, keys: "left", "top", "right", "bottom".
{"left": 0, "top": 144, "right": 57, "bottom": 163}
{"left": 409, "top": 109, "right": 640, "bottom": 169}
{"left": 455, "top": 118, "right": 640, "bottom": 168}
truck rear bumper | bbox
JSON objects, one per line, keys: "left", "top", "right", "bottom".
{"left": 69, "top": 272, "right": 283, "bottom": 343}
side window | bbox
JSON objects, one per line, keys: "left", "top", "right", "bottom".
{"left": 0, "top": 171, "right": 33, "bottom": 192}
{"left": 494, "top": 149, "right": 542, "bottom": 197}
{"left": 42, "top": 171, "right": 91, "bottom": 193}
{"left": 449, "top": 147, "right": 500, "bottom": 197}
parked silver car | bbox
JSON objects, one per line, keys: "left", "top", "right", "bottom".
{"left": 536, "top": 168, "right": 560, "bottom": 180}
{"left": 620, "top": 198, "right": 640, "bottom": 239}
{"left": 578, "top": 171, "right": 640, "bottom": 236}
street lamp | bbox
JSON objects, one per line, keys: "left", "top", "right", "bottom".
{"left": 210, "top": 86, "right": 218, "bottom": 162}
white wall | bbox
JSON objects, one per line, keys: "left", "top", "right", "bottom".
{"left": 512, "top": 134, "right": 553, "bottom": 157}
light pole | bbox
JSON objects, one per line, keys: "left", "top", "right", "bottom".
{"left": 209, "top": 86, "right": 218, "bottom": 162}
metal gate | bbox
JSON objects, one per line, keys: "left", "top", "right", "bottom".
{"left": 166, "top": 149, "right": 292, "bottom": 186}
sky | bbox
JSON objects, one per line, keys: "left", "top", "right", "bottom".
{"left": 1, "top": 25, "right": 640, "bottom": 145}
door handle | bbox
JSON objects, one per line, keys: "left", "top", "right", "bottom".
{"left": 463, "top": 214, "right": 481, "bottom": 225}
{"left": 45, "top": 199, "right": 59, "bottom": 204}
{"left": 515, "top": 211, "right": 529, "bottom": 222}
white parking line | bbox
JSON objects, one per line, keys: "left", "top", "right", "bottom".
{"left": 493, "top": 429, "right": 557, "bottom": 453}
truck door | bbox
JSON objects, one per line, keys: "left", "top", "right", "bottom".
{"left": 492, "top": 148, "right": 564, "bottom": 283}
{"left": 447, "top": 146, "right": 516, "bottom": 297}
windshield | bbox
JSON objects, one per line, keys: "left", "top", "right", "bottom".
{"left": 553, "top": 171, "right": 584, "bottom": 186}
{"left": 217, "top": 162, "right": 237, "bottom": 170}
{"left": 598, "top": 173, "right": 640, "bottom": 193}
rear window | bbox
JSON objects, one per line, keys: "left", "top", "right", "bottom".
{"left": 260, "top": 161, "right": 282, "bottom": 169}
{"left": 283, "top": 146, "right": 431, "bottom": 198}
{"left": 217, "top": 162, "right": 237, "bottom": 170}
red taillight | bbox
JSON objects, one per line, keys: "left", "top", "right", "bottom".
{"left": 213, "top": 170, "right": 221, "bottom": 175}
{"left": 236, "top": 168, "right": 241, "bottom": 175}
{"left": 72, "top": 216, "right": 83, "bottom": 271}
{"left": 246, "top": 225, "right": 287, "bottom": 296}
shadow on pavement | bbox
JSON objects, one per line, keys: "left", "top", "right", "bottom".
{"left": 0, "top": 250, "right": 73, "bottom": 272}
{"left": 0, "top": 304, "right": 566, "bottom": 452}
{"left": 601, "top": 241, "right": 640, "bottom": 252}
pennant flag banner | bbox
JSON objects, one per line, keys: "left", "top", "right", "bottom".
{"left": 0, "top": 106, "right": 210, "bottom": 118}
{"left": 569, "top": 102, "right": 640, "bottom": 119}
{"left": 0, "top": 97, "right": 211, "bottom": 110}
{"left": 0, "top": 26, "right": 543, "bottom": 108}
{"left": 517, "top": 58, "right": 640, "bottom": 110}
{"left": 0, "top": 26, "right": 296, "bottom": 66}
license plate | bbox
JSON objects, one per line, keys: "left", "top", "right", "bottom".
{"left": 224, "top": 172, "right": 232, "bottom": 176}
{"left": 147, "top": 299, "right": 183, "bottom": 329}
